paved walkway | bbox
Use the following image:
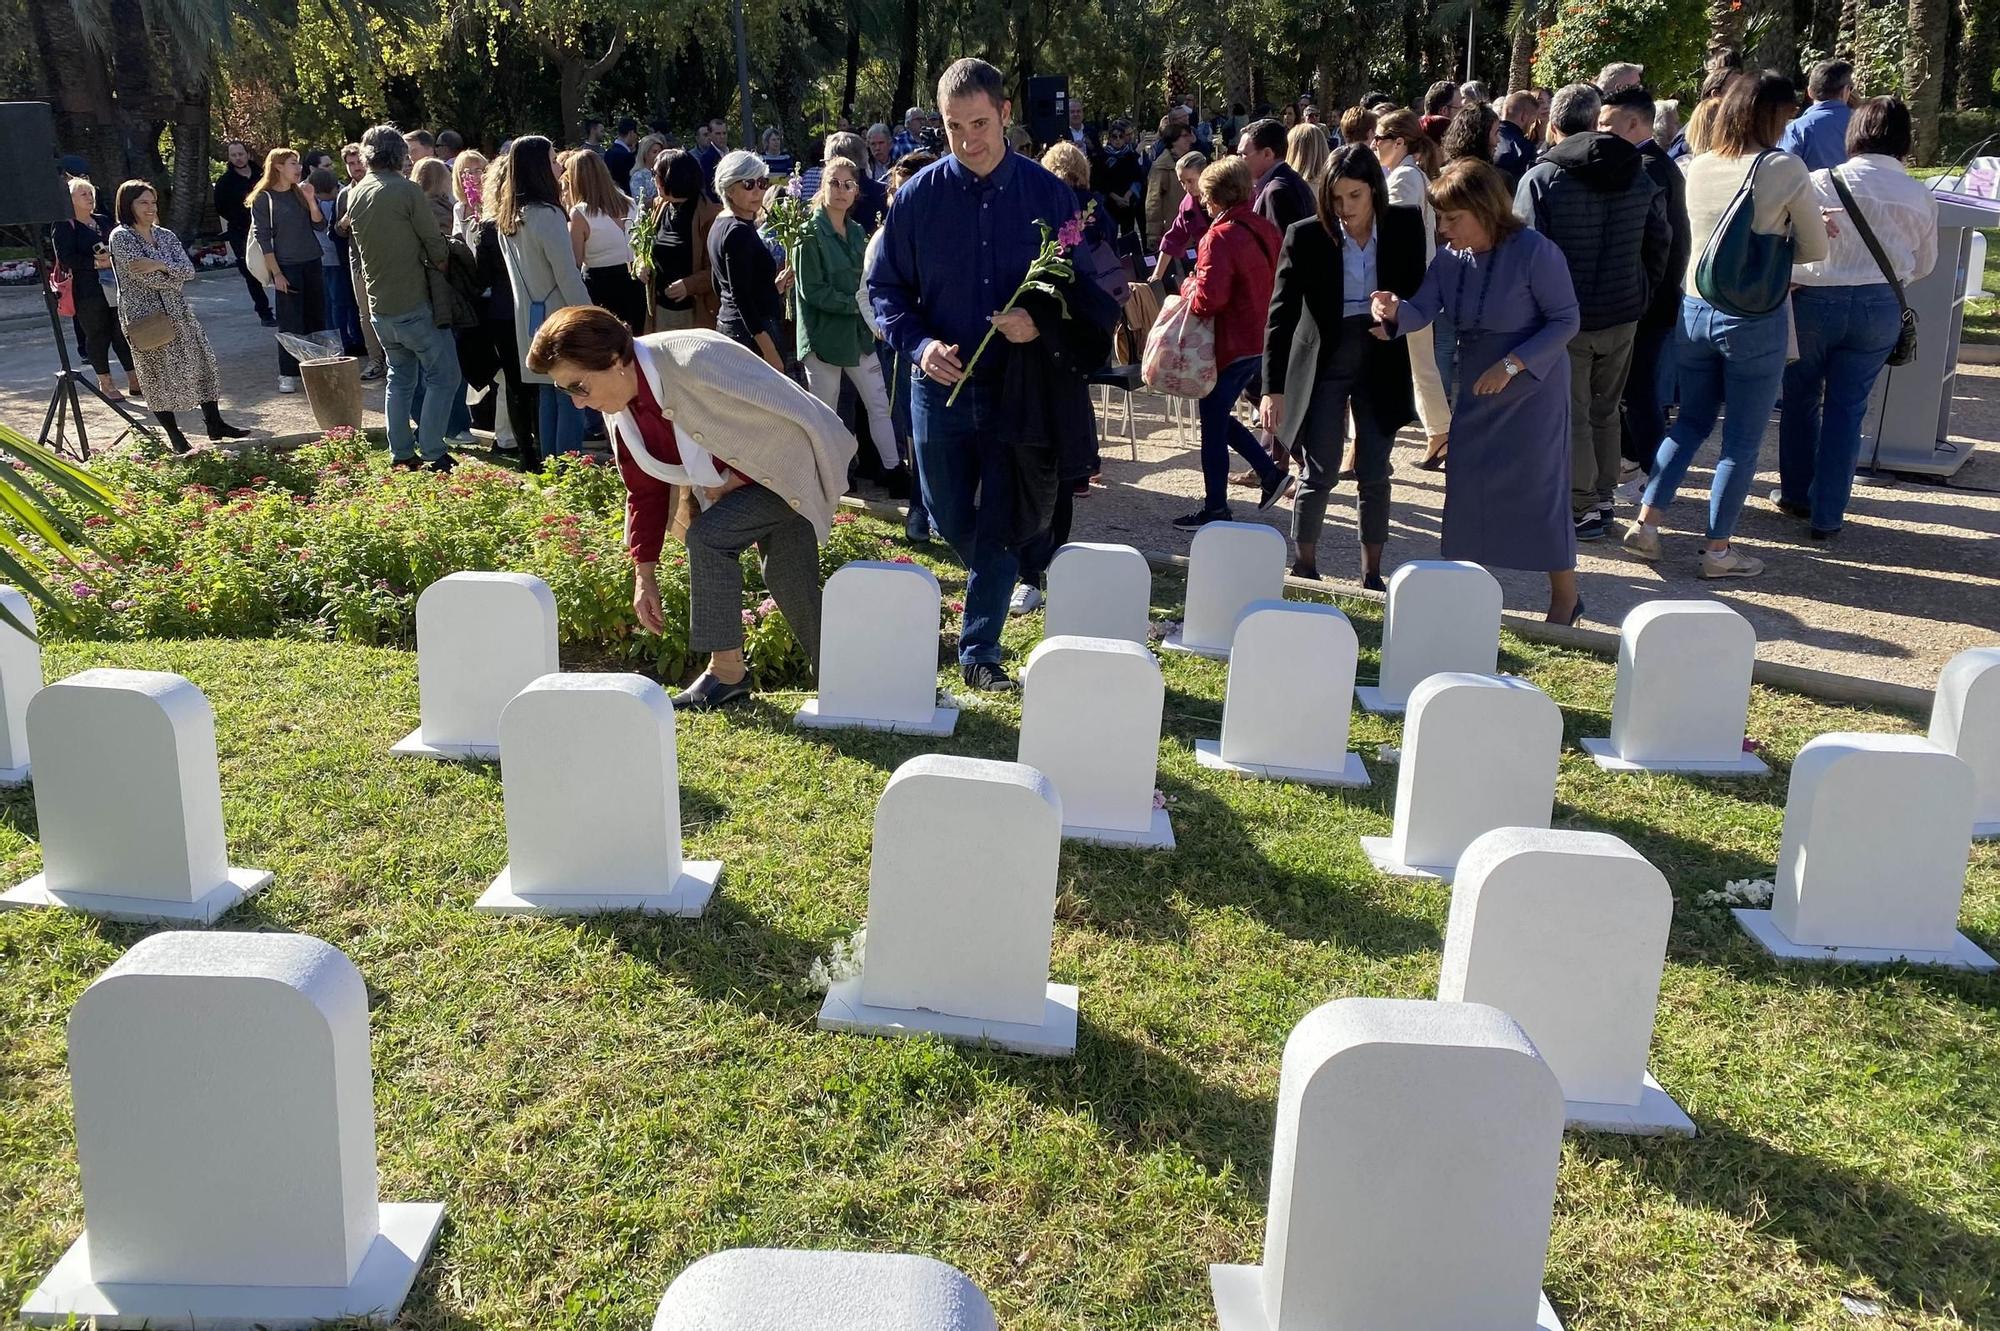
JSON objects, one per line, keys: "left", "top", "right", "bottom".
{"left": 1, "top": 269, "right": 1996, "bottom": 689}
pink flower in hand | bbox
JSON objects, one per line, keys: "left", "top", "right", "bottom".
{"left": 1057, "top": 214, "right": 1086, "bottom": 250}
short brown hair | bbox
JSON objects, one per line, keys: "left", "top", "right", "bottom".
{"left": 525, "top": 304, "right": 636, "bottom": 376}
{"left": 1339, "top": 106, "right": 1377, "bottom": 145}
{"left": 1426, "top": 159, "right": 1523, "bottom": 245}
{"left": 114, "top": 179, "right": 154, "bottom": 226}
{"left": 1846, "top": 95, "right": 1912, "bottom": 160}
{"left": 1198, "top": 156, "right": 1253, "bottom": 211}
{"left": 1376, "top": 108, "right": 1443, "bottom": 176}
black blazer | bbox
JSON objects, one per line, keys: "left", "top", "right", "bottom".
{"left": 1262, "top": 204, "right": 1426, "bottom": 450}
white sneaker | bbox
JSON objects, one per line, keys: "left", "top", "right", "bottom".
{"left": 1008, "top": 583, "right": 1043, "bottom": 615}
{"left": 444, "top": 431, "right": 478, "bottom": 446}
{"left": 1622, "top": 523, "right": 1662, "bottom": 561}
{"left": 1699, "top": 547, "right": 1765, "bottom": 580}
{"left": 277, "top": 375, "right": 299, "bottom": 394}
{"left": 1616, "top": 477, "right": 1646, "bottom": 506}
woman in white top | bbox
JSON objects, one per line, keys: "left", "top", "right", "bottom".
{"left": 564, "top": 147, "right": 647, "bottom": 335}
{"left": 1373, "top": 108, "right": 1451, "bottom": 469}
{"left": 1777, "top": 96, "right": 1936, "bottom": 539}
{"left": 496, "top": 135, "right": 593, "bottom": 456}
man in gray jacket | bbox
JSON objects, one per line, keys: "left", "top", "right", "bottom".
{"left": 1516, "top": 83, "right": 1670, "bottom": 542}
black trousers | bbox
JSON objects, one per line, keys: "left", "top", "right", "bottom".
{"left": 73, "top": 294, "right": 133, "bottom": 377}
{"left": 274, "top": 260, "right": 328, "bottom": 376}
{"left": 488, "top": 317, "right": 540, "bottom": 460}
{"left": 1290, "top": 316, "right": 1394, "bottom": 553}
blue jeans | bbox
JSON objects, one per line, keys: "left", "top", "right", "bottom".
{"left": 538, "top": 385, "right": 587, "bottom": 456}
{"left": 1778, "top": 284, "right": 1901, "bottom": 532}
{"left": 322, "top": 263, "right": 362, "bottom": 356}
{"left": 412, "top": 375, "right": 472, "bottom": 439}
{"left": 877, "top": 342, "right": 926, "bottom": 529}
{"left": 1640, "top": 295, "right": 1788, "bottom": 543}
{"left": 1200, "top": 354, "right": 1281, "bottom": 512}
{"left": 912, "top": 374, "right": 1015, "bottom": 665}
{"left": 372, "top": 304, "right": 463, "bottom": 462}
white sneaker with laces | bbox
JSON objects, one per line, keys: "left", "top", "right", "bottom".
{"left": 1008, "top": 583, "right": 1043, "bottom": 615}
{"left": 1622, "top": 523, "right": 1662, "bottom": 561}
{"left": 277, "top": 375, "right": 299, "bottom": 394}
{"left": 1699, "top": 547, "right": 1765, "bottom": 580}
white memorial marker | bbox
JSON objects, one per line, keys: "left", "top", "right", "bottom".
{"left": 1044, "top": 542, "right": 1153, "bottom": 644}
{"left": 1441, "top": 828, "right": 1694, "bottom": 1136}
{"left": 1581, "top": 601, "right": 1766, "bottom": 775}
{"left": 1361, "top": 673, "right": 1562, "bottom": 880}
{"left": 0, "top": 669, "right": 270, "bottom": 924}
{"left": 1930, "top": 646, "right": 2000, "bottom": 838}
{"left": 1162, "top": 520, "right": 1286, "bottom": 659}
{"left": 1195, "top": 600, "right": 1368, "bottom": 786}
{"left": 1734, "top": 733, "right": 1995, "bottom": 970}
{"left": 477, "top": 673, "right": 720, "bottom": 916}
{"left": 1018, "top": 635, "right": 1174, "bottom": 848}
{"left": 1210, "top": 997, "right": 1568, "bottom": 1331}
{"left": 18, "top": 933, "right": 444, "bottom": 1329}
{"left": 654, "top": 1249, "right": 998, "bottom": 1331}
{"left": 392, "top": 571, "right": 558, "bottom": 760}
{"left": 794, "top": 561, "right": 957, "bottom": 736}
{"left": 0, "top": 586, "right": 41, "bottom": 785}
{"left": 819, "top": 755, "right": 1075, "bottom": 1055}
{"left": 1354, "top": 560, "right": 1502, "bottom": 715}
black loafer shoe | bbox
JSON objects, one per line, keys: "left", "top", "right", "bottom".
{"left": 672, "top": 671, "right": 753, "bottom": 711}
{"left": 389, "top": 456, "right": 423, "bottom": 471}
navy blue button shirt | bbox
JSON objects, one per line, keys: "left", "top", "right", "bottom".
{"left": 868, "top": 147, "right": 1078, "bottom": 366}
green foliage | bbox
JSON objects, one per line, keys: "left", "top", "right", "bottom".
{"left": 1532, "top": 0, "right": 1707, "bottom": 96}
{"left": 35, "top": 432, "right": 889, "bottom": 687}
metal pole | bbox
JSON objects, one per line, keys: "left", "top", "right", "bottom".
{"left": 733, "top": 0, "right": 753, "bottom": 149}
{"left": 1466, "top": 0, "right": 1477, "bottom": 83}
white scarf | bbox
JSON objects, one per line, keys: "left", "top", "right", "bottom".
{"left": 605, "top": 337, "right": 729, "bottom": 489}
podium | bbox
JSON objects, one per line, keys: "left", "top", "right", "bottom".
{"left": 1859, "top": 189, "right": 1998, "bottom": 479}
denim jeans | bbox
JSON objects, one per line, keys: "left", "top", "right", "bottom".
{"left": 1199, "top": 354, "right": 1281, "bottom": 512}
{"left": 371, "top": 304, "right": 463, "bottom": 462}
{"left": 1641, "top": 295, "right": 1788, "bottom": 543}
{"left": 412, "top": 375, "right": 472, "bottom": 439}
{"left": 538, "top": 385, "right": 588, "bottom": 456}
{"left": 322, "top": 263, "right": 363, "bottom": 356}
{"left": 912, "top": 374, "right": 1016, "bottom": 665}
{"left": 878, "top": 342, "right": 926, "bottom": 529}
{"left": 1778, "top": 284, "right": 1902, "bottom": 532}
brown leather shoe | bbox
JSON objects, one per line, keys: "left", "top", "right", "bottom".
{"left": 1229, "top": 468, "right": 1259, "bottom": 487}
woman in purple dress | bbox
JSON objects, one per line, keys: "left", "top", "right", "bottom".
{"left": 1371, "top": 159, "right": 1585, "bottom": 623}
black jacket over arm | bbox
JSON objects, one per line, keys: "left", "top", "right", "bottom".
{"left": 1262, "top": 205, "right": 1425, "bottom": 450}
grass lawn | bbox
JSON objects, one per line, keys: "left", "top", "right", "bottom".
{"left": 1, "top": 537, "right": 1997, "bottom": 1330}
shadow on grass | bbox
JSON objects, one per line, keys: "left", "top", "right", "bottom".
{"left": 575, "top": 895, "right": 824, "bottom": 1019}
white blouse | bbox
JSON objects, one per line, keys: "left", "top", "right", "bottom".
{"left": 1792, "top": 155, "right": 1939, "bottom": 288}
{"left": 571, "top": 203, "right": 635, "bottom": 267}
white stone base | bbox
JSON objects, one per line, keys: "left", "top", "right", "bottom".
{"left": 475, "top": 861, "right": 721, "bottom": 917}
{"left": 1063, "top": 808, "right": 1176, "bottom": 850}
{"left": 0, "top": 761, "right": 29, "bottom": 788}
{"left": 1209, "top": 1263, "right": 1564, "bottom": 1331}
{"left": 1160, "top": 632, "right": 1228, "bottom": 661}
{"left": 1193, "top": 740, "right": 1370, "bottom": 788}
{"left": 792, "top": 695, "right": 960, "bottom": 737}
{"left": 1579, "top": 738, "right": 1770, "bottom": 776}
{"left": 1732, "top": 908, "right": 1999, "bottom": 971}
{"left": 18, "top": 1201, "right": 446, "bottom": 1330}
{"left": 0, "top": 866, "right": 272, "bottom": 925}
{"left": 817, "top": 976, "right": 1078, "bottom": 1057}
{"left": 1358, "top": 834, "right": 1451, "bottom": 881}
{"left": 1974, "top": 819, "right": 2000, "bottom": 842}
{"left": 1352, "top": 685, "right": 1410, "bottom": 716}
{"left": 390, "top": 728, "right": 498, "bottom": 762}
{"left": 1565, "top": 1072, "right": 1697, "bottom": 1137}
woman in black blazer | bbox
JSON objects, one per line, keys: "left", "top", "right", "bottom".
{"left": 1261, "top": 145, "right": 1426, "bottom": 588}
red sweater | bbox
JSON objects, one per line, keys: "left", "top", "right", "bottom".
{"left": 1183, "top": 204, "right": 1281, "bottom": 369}
{"left": 616, "top": 371, "right": 747, "bottom": 564}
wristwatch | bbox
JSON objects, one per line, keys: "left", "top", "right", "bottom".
{"left": 1501, "top": 356, "right": 1523, "bottom": 377}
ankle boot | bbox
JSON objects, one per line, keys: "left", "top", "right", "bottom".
{"left": 153, "top": 411, "right": 191, "bottom": 454}
{"left": 201, "top": 401, "right": 250, "bottom": 440}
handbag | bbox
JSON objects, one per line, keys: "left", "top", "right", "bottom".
{"left": 126, "top": 312, "right": 176, "bottom": 352}
{"left": 51, "top": 259, "right": 74, "bottom": 318}
{"left": 1694, "top": 151, "right": 1794, "bottom": 318}
{"left": 1140, "top": 292, "right": 1216, "bottom": 397}
{"left": 1828, "top": 171, "right": 1918, "bottom": 367}
{"left": 243, "top": 197, "right": 276, "bottom": 288}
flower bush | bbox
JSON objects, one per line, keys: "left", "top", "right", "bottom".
{"left": 40, "top": 432, "right": 892, "bottom": 688}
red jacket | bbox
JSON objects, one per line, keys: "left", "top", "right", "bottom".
{"left": 1184, "top": 204, "right": 1281, "bottom": 369}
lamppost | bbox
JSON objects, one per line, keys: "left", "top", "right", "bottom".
{"left": 733, "top": 0, "right": 753, "bottom": 149}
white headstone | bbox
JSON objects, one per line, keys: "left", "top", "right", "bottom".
{"left": 1044, "top": 542, "right": 1154, "bottom": 644}
{"left": 794, "top": 561, "right": 956, "bottom": 736}
{"left": 0, "top": 586, "right": 40, "bottom": 785}
{"left": 1017, "top": 635, "right": 1173, "bottom": 848}
{"left": 1581, "top": 601, "right": 1766, "bottom": 774}
{"left": 1210, "top": 997, "right": 1567, "bottom": 1331}
{"left": 1354, "top": 560, "right": 1502, "bottom": 714}
{"left": 18, "top": 933, "right": 444, "bottom": 1328}
{"left": 477, "top": 673, "right": 720, "bottom": 916}
{"left": 392, "top": 571, "right": 559, "bottom": 760}
{"left": 1361, "top": 674, "right": 1562, "bottom": 880}
{"left": 654, "top": 1250, "right": 997, "bottom": 1331}
{"left": 818, "top": 755, "right": 1074, "bottom": 1054}
{"left": 1441, "top": 828, "right": 1692, "bottom": 1136}
{"left": 1735, "top": 733, "right": 1994, "bottom": 969}
{"left": 1195, "top": 600, "right": 1368, "bottom": 786}
{"left": 1930, "top": 646, "right": 2000, "bottom": 838}
{"left": 1163, "top": 521, "right": 1287, "bottom": 659}
{"left": 0, "top": 669, "right": 270, "bottom": 924}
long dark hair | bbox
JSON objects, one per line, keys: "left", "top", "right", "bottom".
{"left": 497, "top": 134, "right": 563, "bottom": 235}
{"left": 1315, "top": 144, "right": 1390, "bottom": 237}
{"left": 1442, "top": 103, "right": 1498, "bottom": 164}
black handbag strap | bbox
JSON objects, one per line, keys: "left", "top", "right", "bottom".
{"left": 1828, "top": 170, "right": 1909, "bottom": 318}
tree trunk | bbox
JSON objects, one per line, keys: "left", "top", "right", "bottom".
{"left": 893, "top": 0, "right": 920, "bottom": 114}
{"left": 548, "top": 31, "right": 628, "bottom": 145}
{"left": 1014, "top": 0, "right": 1034, "bottom": 92}
{"left": 1836, "top": 0, "right": 1862, "bottom": 57}
{"left": 1510, "top": 0, "right": 1539, "bottom": 89}
{"left": 1221, "top": 25, "right": 1251, "bottom": 116}
{"left": 1749, "top": 0, "right": 1796, "bottom": 79}
{"left": 167, "top": 74, "right": 212, "bottom": 236}
{"left": 1709, "top": 0, "right": 1747, "bottom": 57}
{"left": 1907, "top": 0, "right": 1950, "bottom": 162}
{"left": 1962, "top": 0, "right": 1994, "bottom": 107}
{"left": 842, "top": 1, "right": 861, "bottom": 118}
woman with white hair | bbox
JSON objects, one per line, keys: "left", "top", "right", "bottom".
{"left": 707, "top": 149, "right": 788, "bottom": 370}
{"left": 54, "top": 178, "right": 139, "bottom": 400}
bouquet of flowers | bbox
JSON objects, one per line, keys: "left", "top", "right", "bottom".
{"left": 762, "top": 180, "right": 814, "bottom": 319}
{"left": 629, "top": 200, "right": 659, "bottom": 282}
{"left": 947, "top": 201, "right": 1093, "bottom": 406}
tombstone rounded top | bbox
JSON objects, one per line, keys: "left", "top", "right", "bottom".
{"left": 73, "top": 931, "right": 365, "bottom": 1040}
{"left": 1188, "top": 520, "right": 1287, "bottom": 551}
{"left": 653, "top": 1249, "right": 998, "bottom": 1331}
{"left": 1455, "top": 826, "right": 1656, "bottom": 886}
{"left": 1386, "top": 559, "right": 1500, "bottom": 591}
{"left": 1025, "top": 634, "right": 1162, "bottom": 675}
{"left": 886, "top": 753, "right": 1059, "bottom": 807}
{"left": 1938, "top": 646, "right": 2000, "bottom": 694}
{"left": 826, "top": 559, "right": 943, "bottom": 592}
{"left": 416, "top": 570, "right": 557, "bottom": 611}
{"left": 1405, "top": 671, "right": 1545, "bottom": 711}
{"left": 1237, "top": 598, "right": 1350, "bottom": 625}
{"left": 1621, "top": 597, "right": 1755, "bottom": 640}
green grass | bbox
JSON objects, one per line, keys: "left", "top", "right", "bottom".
{"left": 2, "top": 547, "right": 1997, "bottom": 1330}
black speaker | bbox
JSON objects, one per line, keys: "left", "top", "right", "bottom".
{"left": 0, "top": 103, "right": 68, "bottom": 227}
{"left": 1026, "top": 75, "right": 1070, "bottom": 146}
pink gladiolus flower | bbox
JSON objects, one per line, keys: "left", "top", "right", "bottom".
{"left": 1057, "top": 214, "right": 1086, "bottom": 250}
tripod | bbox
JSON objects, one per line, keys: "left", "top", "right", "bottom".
{"left": 3, "top": 223, "right": 148, "bottom": 461}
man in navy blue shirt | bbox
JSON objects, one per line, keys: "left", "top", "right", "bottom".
{"left": 1780, "top": 60, "right": 1854, "bottom": 172}
{"left": 870, "top": 57, "right": 1077, "bottom": 692}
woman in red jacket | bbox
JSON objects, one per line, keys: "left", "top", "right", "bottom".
{"left": 1173, "top": 156, "right": 1296, "bottom": 530}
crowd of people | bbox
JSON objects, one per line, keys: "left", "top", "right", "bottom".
{"left": 49, "top": 48, "right": 1943, "bottom": 702}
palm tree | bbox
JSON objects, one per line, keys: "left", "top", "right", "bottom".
{"left": 1908, "top": 0, "right": 1951, "bottom": 162}
{"left": 0, "top": 423, "right": 119, "bottom": 638}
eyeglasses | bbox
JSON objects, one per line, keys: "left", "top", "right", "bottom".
{"left": 558, "top": 381, "right": 590, "bottom": 397}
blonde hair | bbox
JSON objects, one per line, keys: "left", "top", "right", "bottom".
{"left": 564, "top": 146, "right": 632, "bottom": 219}
{"left": 480, "top": 151, "right": 511, "bottom": 222}
{"left": 452, "top": 150, "right": 488, "bottom": 208}
{"left": 413, "top": 156, "right": 452, "bottom": 202}
{"left": 1040, "top": 140, "right": 1092, "bottom": 189}
{"left": 811, "top": 157, "right": 860, "bottom": 211}
{"left": 1198, "top": 156, "right": 1253, "bottom": 211}
{"left": 636, "top": 134, "right": 667, "bottom": 169}
{"left": 246, "top": 147, "right": 298, "bottom": 210}
{"left": 1286, "top": 123, "right": 1330, "bottom": 189}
